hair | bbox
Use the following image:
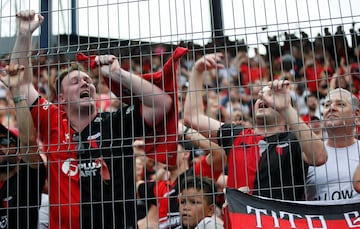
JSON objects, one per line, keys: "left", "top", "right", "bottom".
{"left": 55, "top": 62, "right": 87, "bottom": 95}
{"left": 326, "top": 88, "right": 360, "bottom": 112}
{"left": 180, "top": 176, "right": 218, "bottom": 205}
{"left": 304, "top": 93, "right": 318, "bottom": 104}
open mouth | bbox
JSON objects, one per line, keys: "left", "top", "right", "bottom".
{"left": 80, "top": 91, "right": 90, "bottom": 99}
{"left": 258, "top": 101, "right": 268, "bottom": 109}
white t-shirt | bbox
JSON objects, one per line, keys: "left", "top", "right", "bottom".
{"left": 194, "top": 217, "right": 224, "bottom": 229}
{"left": 306, "top": 141, "right": 360, "bottom": 201}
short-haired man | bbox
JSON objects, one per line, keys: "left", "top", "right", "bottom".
{"left": 7, "top": 10, "right": 173, "bottom": 229}
{"left": 306, "top": 88, "right": 360, "bottom": 201}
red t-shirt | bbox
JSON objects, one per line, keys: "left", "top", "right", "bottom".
{"left": 240, "top": 64, "right": 266, "bottom": 86}
{"left": 31, "top": 98, "right": 80, "bottom": 229}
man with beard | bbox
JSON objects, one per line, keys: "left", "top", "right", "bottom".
{"left": 0, "top": 64, "right": 46, "bottom": 229}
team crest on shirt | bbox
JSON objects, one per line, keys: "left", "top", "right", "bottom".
{"left": 126, "top": 105, "right": 134, "bottom": 114}
{"left": 2, "top": 196, "right": 12, "bottom": 209}
{"left": 276, "top": 143, "right": 289, "bottom": 156}
{"left": 41, "top": 100, "right": 51, "bottom": 110}
{"left": 94, "top": 117, "right": 102, "bottom": 122}
{"left": 258, "top": 140, "right": 268, "bottom": 155}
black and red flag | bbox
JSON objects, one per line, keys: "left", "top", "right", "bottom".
{"left": 225, "top": 188, "right": 360, "bottom": 229}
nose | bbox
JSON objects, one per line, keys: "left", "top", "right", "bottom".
{"left": 80, "top": 79, "right": 89, "bottom": 88}
{"left": 328, "top": 102, "right": 337, "bottom": 111}
{"left": 181, "top": 202, "right": 189, "bottom": 211}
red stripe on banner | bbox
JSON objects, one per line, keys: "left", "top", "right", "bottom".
{"left": 225, "top": 188, "right": 360, "bottom": 229}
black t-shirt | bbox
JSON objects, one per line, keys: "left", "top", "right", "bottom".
{"left": 0, "top": 161, "right": 46, "bottom": 229}
{"left": 253, "top": 132, "right": 309, "bottom": 201}
{"left": 218, "top": 123, "right": 308, "bottom": 200}
{"left": 75, "top": 104, "right": 144, "bottom": 229}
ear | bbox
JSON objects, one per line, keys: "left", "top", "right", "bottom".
{"left": 58, "top": 93, "right": 65, "bottom": 104}
{"left": 183, "top": 151, "right": 190, "bottom": 160}
{"left": 355, "top": 108, "right": 360, "bottom": 122}
{"left": 207, "top": 203, "right": 215, "bottom": 217}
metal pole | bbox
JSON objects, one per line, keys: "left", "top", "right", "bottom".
{"left": 209, "top": 0, "right": 224, "bottom": 39}
{"left": 71, "top": 0, "right": 77, "bottom": 35}
{"left": 40, "top": 0, "right": 50, "bottom": 49}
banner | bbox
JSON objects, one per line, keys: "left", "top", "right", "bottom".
{"left": 225, "top": 188, "right": 360, "bottom": 229}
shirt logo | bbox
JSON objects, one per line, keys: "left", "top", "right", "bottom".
{"left": 41, "top": 100, "right": 51, "bottom": 110}
{"left": 87, "top": 132, "right": 101, "bottom": 140}
{"left": 62, "top": 158, "right": 79, "bottom": 176}
{"left": 0, "top": 215, "right": 7, "bottom": 228}
{"left": 126, "top": 105, "right": 134, "bottom": 114}
{"left": 2, "top": 196, "right": 12, "bottom": 209}
{"left": 61, "top": 158, "right": 104, "bottom": 178}
{"left": 276, "top": 143, "right": 289, "bottom": 156}
{"left": 258, "top": 140, "right": 268, "bottom": 155}
{"left": 94, "top": 117, "right": 102, "bottom": 122}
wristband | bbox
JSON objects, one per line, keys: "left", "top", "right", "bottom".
{"left": 13, "top": 95, "right": 27, "bottom": 103}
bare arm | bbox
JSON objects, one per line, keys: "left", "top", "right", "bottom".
{"left": 96, "top": 55, "right": 172, "bottom": 126}
{"left": 183, "top": 54, "right": 225, "bottom": 139}
{"left": 10, "top": 10, "right": 44, "bottom": 105}
{"left": 5, "top": 65, "right": 42, "bottom": 168}
{"left": 261, "top": 80, "right": 327, "bottom": 166}
{"left": 353, "top": 164, "right": 360, "bottom": 193}
{"left": 180, "top": 122, "right": 226, "bottom": 173}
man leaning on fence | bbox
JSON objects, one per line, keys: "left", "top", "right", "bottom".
{"left": 0, "top": 65, "right": 45, "bottom": 229}
{"left": 6, "top": 10, "right": 173, "bottom": 229}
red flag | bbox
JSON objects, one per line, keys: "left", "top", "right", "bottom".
{"left": 76, "top": 47, "right": 188, "bottom": 166}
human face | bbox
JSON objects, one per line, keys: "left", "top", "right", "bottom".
{"left": 307, "top": 96, "right": 319, "bottom": 111}
{"left": 59, "top": 70, "right": 97, "bottom": 110}
{"left": 323, "top": 91, "right": 357, "bottom": 129}
{"left": 0, "top": 135, "right": 18, "bottom": 174}
{"left": 254, "top": 87, "right": 279, "bottom": 124}
{"left": 179, "top": 187, "right": 212, "bottom": 229}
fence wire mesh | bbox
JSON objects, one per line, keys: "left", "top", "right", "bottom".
{"left": 0, "top": 0, "right": 359, "bottom": 228}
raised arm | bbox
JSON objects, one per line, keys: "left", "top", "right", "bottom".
{"left": 10, "top": 10, "right": 44, "bottom": 105}
{"left": 183, "top": 53, "right": 225, "bottom": 139}
{"left": 180, "top": 122, "right": 226, "bottom": 174}
{"left": 261, "top": 80, "right": 327, "bottom": 166}
{"left": 96, "top": 55, "right": 172, "bottom": 125}
{"left": 4, "top": 64, "right": 42, "bottom": 168}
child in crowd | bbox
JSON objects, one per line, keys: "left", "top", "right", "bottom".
{"left": 179, "top": 176, "right": 224, "bottom": 229}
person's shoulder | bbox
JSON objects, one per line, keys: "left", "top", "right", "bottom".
{"left": 195, "top": 217, "right": 224, "bottom": 229}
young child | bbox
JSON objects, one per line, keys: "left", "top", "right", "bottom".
{"left": 179, "top": 176, "right": 224, "bottom": 229}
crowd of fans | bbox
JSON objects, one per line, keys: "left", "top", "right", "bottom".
{"left": 0, "top": 9, "right": 360, "bottom": 229}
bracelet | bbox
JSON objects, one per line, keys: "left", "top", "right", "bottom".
{"left": 13, "top": 95, "right": 27, "bottom": 103}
